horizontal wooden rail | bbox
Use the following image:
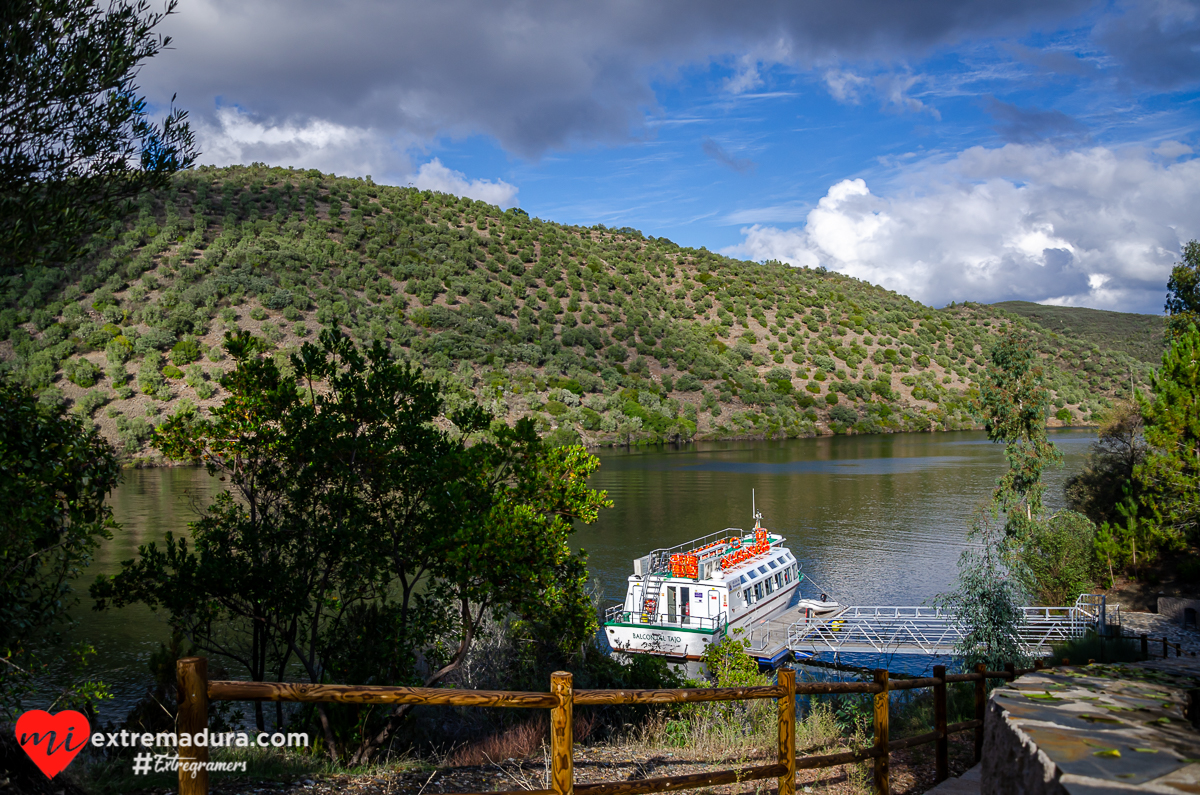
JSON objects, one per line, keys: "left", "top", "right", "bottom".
{"left": 947, "top": 719, "right": 983, "bottom": 733}
{"left": 573, "top": 684, "right": 783, "bottom": 705}
{"left": 886, "top": 676, "right": 940, "bottom": 691}
{"left": 208, "top": 680, "right": 558, "bottom": 708}
{"left": 180, "top": 656, "right": 1041, "bottom": 795}
{"left": 943, "top": 672, "right": 979, "bottom": 683}
{"left": 573, "top": 762, "right": 787, "bottom": 795}
{"left": 890, "top": 729, "right": 940, "bottom": 752}
{"left": 796, "top": 680, "right": 883, "bottom": 695}
{"left": 796, "top": 745, "right": 885, "bottom": 770}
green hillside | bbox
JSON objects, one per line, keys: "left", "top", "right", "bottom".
{"left": 0, "top": 165, "right": 1159, "bottom": 459}
{"left": 992, "top": 300, "right": 1166, "bottom": 365}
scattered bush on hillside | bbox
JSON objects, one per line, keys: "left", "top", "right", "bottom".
{"left": 0, "top": 165, "right": 1154, "bottom": 453}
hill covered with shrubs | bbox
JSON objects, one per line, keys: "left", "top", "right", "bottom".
{"left": 0, "top": 164, "right": 1161, "bottom": 459}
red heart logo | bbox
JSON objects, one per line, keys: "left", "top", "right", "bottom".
{"left": 14, "top": 710, "right": 91, "bottom": 779}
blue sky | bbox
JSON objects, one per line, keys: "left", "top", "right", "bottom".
{"left": 144, "top": 0, "right": 1200, "bottom": 313}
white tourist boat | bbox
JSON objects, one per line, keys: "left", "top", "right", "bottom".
{"left": 603, "top": 507, "right": 838, "bottom": 660}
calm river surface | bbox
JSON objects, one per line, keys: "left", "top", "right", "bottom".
{"left": 64, "top": 429, "right": 1094, "bottom": 720}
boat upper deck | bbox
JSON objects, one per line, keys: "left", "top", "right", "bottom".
{"left": 632, "top": 527, "right": 789, "bottom": 582}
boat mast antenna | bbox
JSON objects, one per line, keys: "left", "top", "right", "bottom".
{"left": 752, "top": 489, "right": 763, "bottom": 527}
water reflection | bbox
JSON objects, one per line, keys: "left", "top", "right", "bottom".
{"left": 61, "top": 428, "right": 1090, "bottom": 719}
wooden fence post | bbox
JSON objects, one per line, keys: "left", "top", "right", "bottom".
{"left": 550, "top": 671, "right": 574, "bottom": 795}
{"left": 177, "top": 657, "right": 209, "bottom": 795}
{"left": 1141, "top": 634, "right": 1148, "bottom": 660}
{"left": 933, "top": 664, "right": 948, "bottom": 784}
{"left": 1004, "top": 662, "right": 1016, "bottom": 681}
{"left": 777, "top": 668, "right": 796, "bottom": 795}
{"left": 973, "top": 663, "right": 986, "bottom": 764}
{"left": 873, "top": 669, "right": 889, "bottom": 795}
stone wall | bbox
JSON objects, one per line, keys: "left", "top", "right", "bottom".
{"left": 980, "top": 660, "right": 1200, "bottom": 793}
{"left": 1157, "top": 596, "right": 1200, "bottom": 627}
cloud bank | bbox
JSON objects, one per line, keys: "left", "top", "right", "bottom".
{"left": 149, "top": 0, "right": 1099, "bottom": 164}
{"left": 408, "top": 159, "right": 520, "bottom": 208}
{"left": 732, "top": 144, "right": 1200, "bottom": 313}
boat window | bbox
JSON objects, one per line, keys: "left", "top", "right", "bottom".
{"left": 742, "top": 588, "right": 751, "bottom": 605}
{"left": 753, "top": 582, "right": 763, "bottom": 601}
{"left": 764, "top": 578, "right": 774, "bottom": 595}
{"left": 757, "top": 566, "right": 769, "bottom": 575}
{"left": 783, "top": 569, "right": 790, "bottom": 584}
{"left": 739, "top": 574, "right": 749, "bottom": 585}
{"left": 774, "top": 573, "right": 782, "bottom": 589}
{"left": 767, "top": 559, "right": 778, "bottom": 569}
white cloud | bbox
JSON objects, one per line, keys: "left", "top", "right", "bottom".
{"left": 729, "top": 144, "right": 1200, "bottom": 313}
{"left": 196, "top": 107, "right": 413, "bottom": 180}
{"left": 821, "top": 70, "right": 940, "bottom": 117}
{"left": 409, "top": 159, "right": 519, "bottom": 208}
{"left": 823, "top": 70, "right": 869, "bottom": 103}
{"left": 873, "top": 73, "right": 941, "bottom": 118}
{"left": 1155, "top": 140, "right": 1194, "bottom": 159}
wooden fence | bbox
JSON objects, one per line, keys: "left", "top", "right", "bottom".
{"left": 175, "top": 657, "right": 1051, "bottom": 795}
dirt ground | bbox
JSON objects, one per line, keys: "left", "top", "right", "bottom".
{"left": 1097, "top": 562, "right": 1200, "bottom": 614}
{"left": 113, "top": 734, "right": 979, "bottom": 795}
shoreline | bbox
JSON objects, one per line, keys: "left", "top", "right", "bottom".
{"left": 120, "top": 421, "right": 1097, "bottom": 467}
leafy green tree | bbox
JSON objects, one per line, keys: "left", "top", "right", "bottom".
{"left": 1022, "top": 512, "right": 1097, "bottom": 606}
{"left": 1135, "top": 323, "right": 1200, "bottom": 547}
{"left": 1165, "top": 240, "right": 1200, "bottom": 338}
{"left": 1, "top": 0, "right": 196, "bottom": 274}
{"left": 1064, "top": 401, "right": 1146, "bottom": 527}
{"left": 93, "top": 330, "right": 610, "bottom": 762}
{"left": 977, "top": 330, "right": 1062, "bottom": 541}
{"left": 1, "top": 373, "right": 121, "bottom": 716}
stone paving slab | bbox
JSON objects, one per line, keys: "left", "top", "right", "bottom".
{"left": 925, "top": 763, "right": 981, "bottom": 794}
{"left": 981, "top": 659, "right": 1200, "bottom": 794}
{"left": 1118, "top": 613, "right": 1200, "bottom": 658}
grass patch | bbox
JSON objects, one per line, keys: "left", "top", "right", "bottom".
{"left": 1050, "top": 632, "right": 1145, "bottom": 665}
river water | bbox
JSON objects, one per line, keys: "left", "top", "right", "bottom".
{"left": 61, "top": 429, "right": 1094, "bottom": 721}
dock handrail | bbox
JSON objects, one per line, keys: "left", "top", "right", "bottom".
{"left": 788, "top": 595, "right": 1117, "bottom": 656}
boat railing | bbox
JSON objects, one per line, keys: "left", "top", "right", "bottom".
{"left": 604, "top": 605, "right": 728, "bottom": 633}
{"left": 640, "top": 528, "right": 749, "bottom": 574}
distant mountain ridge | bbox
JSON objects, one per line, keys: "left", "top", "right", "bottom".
{"left": 0, "top": 165, "right": 1160, "bottom": 458}
{"left": 991, "top": 301, "right": 1165, "bottom": 365}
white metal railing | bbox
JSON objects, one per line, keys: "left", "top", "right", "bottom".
{"left": 787, "top": 596, "right": 1108, "bottom": 657}
{"left": 604, "top": 604, "right": 728, "bottom": 633}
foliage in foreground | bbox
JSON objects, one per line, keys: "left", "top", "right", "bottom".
{"left": 936, "top": 510, "right": 1031, "bottom": 672}
{"left": 1, "top": 0, "right": 196, "bottom": 275}
{"left": 0, "top": 373, "right": 120, "bottom": 716}
{"left": 92, "top": 329, "right": 611, "bottom": 763}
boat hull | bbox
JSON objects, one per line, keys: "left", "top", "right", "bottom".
{"left": 603, "top": 620, "right": 719, "bottom": 660}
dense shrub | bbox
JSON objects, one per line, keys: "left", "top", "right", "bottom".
{"left": 829, "top": 405, "right": 858, "bottom": 424}
{"left": 171, "top": 339, "right": 201, "bottom": 365}
{"left": 62, "top": 357, "right": 101, "bottom": 388}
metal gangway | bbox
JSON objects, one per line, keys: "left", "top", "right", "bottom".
{"left": 787, "top": 594, "right": 1117, "bottom": 658}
